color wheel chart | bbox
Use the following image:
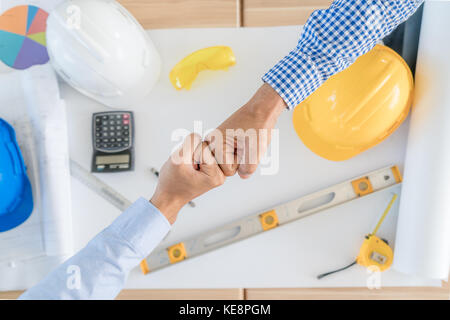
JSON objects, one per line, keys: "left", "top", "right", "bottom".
{"left": 0, "top": 5, "right": 49, "bottom": 70}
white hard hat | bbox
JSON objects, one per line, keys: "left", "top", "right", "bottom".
{"left": 46, "top": 0, "right": 161, "bottom": 108}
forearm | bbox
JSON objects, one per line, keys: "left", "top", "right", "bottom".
{"left": 246, "top": 84, "right": 286, "bottom": 122}
{"left": 263, "top": 0, "right": 424, "bottom": 109}
{"left": 19, "top": 101, "right": 228, "bottom": 300}
{"left": 151, "top": 192, "right": 184, "bottom": 225}
{"left": 20, "top": 198, "right": 171, "bottom": 300}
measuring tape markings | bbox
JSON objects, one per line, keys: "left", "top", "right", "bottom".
{"left": 141, "top": 165, "right": 403, "bottom": 274}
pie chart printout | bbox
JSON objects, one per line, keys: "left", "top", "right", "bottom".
{"left": 0, "top": 5, "right": 50, "bottom": 70}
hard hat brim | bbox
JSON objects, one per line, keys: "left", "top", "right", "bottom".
{"left": 0, "top": 177, "right": 33, "bottom": 232}
{"left": 0, "top": 119, "right": 34, "bottom": 232}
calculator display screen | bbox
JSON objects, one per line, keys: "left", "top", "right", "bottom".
{"left": 96, "top": 154, "right": 130, "bottom": 165}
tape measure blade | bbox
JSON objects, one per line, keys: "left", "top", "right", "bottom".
{"left": 70, "top": 159, "right": 132, "bottom": 212}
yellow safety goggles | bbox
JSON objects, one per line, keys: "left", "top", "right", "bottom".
{"left": 170, "top": 46, "right": 236, "bottom": 90}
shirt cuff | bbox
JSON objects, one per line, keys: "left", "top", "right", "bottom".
{"left": 262, "top": 49, "right": 324, "bottom": 110}
{"left": 108, "top": 197, "right": 171, "bottom": 257}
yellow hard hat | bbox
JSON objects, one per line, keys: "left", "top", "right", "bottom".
{"left": 292, "top": 44, "right": 413, "bottom": 161}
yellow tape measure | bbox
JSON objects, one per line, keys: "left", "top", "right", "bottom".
{"left": 318, "top": 194, "right": 397, "bottom": 279}
{"left": 356, "top": 194, "right": 396, "bottom": 271}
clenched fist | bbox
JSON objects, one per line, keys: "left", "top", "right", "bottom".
{"left": 206, "top": 84, "right": 286, "bottom": 179}
{"left": 151, "top": 133, "right": 225, "bottom": 224}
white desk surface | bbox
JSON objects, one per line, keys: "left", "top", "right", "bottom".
{"left": 64, "top": 26, "right": 440, "bottom": 288}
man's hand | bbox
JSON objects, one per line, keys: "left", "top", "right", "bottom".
{"left": 151, "top": 133, "right": 225, "bottom": 224}
{"left": 206, "top": 83, "right": 286, "bottom": 179}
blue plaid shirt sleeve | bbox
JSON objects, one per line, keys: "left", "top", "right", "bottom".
{"left": 263, "top": 0, "right": 423, "bottom": 110}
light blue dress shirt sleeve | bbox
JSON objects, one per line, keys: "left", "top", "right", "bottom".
{"left": 19, "top": 197, "right": 171, "bottom": 300}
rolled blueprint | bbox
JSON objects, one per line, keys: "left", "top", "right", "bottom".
{"left": 22, "top": 65, "right": 73, "bottom": 257}
{"left": 393, "top": 1, "right": 450, "bottom": 280}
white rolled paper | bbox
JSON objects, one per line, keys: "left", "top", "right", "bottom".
{"left": 393, "top": 0, "right": 450, "bottom": 280}
{"left": 22, "top": 65, "right": 73, "bottom": 257}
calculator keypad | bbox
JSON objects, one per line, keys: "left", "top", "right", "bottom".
{"left": 94, "top": 112, "right": 132, "bottom": 152}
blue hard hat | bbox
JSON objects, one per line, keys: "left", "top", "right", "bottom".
{"left": 0, "top": 118, "right": 33, "bottom": 232}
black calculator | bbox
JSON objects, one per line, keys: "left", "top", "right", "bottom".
{"left": 92, "top": 111, "right": 134, "bottom": 173}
